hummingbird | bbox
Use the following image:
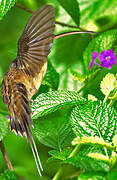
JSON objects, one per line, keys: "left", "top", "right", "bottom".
{"left": 1, "top": 3, "right": 96, "bottom": 176}
{"left": 1, "top": 4, "right": 55, "bottom": 176}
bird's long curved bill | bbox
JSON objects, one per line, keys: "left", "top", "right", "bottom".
{"left": 54, "top": 30, "right": 97, "bottom": 39}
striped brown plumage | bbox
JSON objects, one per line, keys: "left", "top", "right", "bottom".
{"left": 1, "top": 4, "right": 55, "bottom": 176}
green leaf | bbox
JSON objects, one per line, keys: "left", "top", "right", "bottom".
{"left": 1, "top": 169, "right": 18, "bottom": 180}
{"left": 33, "top": 109, "right": 75, "bottom": 150}
{"left": 71, "top": 101, "right": 117, "bottom": 143}
{"left": 106, "top": 167, "right": 117, "bottom": 180}
{"left": 58, "top": 69, "right": 81, "bottom": 91}
{"left": 49, "top": 33, "right": 91, "bottom": 91}
{"left": 72, "top": 136, "right": 115, "bottom": 151}
{"left": 88, "top": 94, "right": 98, "bottom": 101}
{"left": 0, "top": 114, "right": 8, "bottom": 141}
{"left": 50, "top": 34, "right": 90, "bottom": 68}
{"left": 100, "top": 73, "right": 116, "bottom": 96}
{"left": 0, "top": 66, "right": 3, "bottom": 85}
{"left": 79, "top": 0, "right": 117, "bottom": 30}
{"left": 0, "top": 86, "right": 8, "bottom": 115}
{"left": 56, "top": 0, "right": 80, "bottom": 26}
{"left": 64, "top": 145, "right": 110, "bottom": 172}
{"left": 88, "top": 152, "right": 109, "bottom": 161}
{"left": 48, "top": 148, "right": 72, "bottom": 161}
{"left": 83, "top": 29, "right": 117, "bottom": 74}
{"left": 78, "top": 172, "right": 105, "bottom": 180}
{"left": 0, "top": 0, "right": 16, "bottom": 20}
{"left": 31, "top": 90, "right": 86, "bottom": 119}
{"left": 42, "top": 61, "right": 60, "bottom": 90}
{"left": 113, "top": 134, "right": 117, "bottom": 147}
{"left": 0, "top": 95, "right": 8, "bottom": 115}
{"left": 68, "top": 68, "right": 86, "bottom": 82}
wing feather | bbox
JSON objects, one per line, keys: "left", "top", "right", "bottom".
{"left": 17, "top": 5, "right": 55, "bottom": 76}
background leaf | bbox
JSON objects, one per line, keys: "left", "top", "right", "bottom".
{"left": 56, "top": 0, "right": 80, "bottom": 26}
{"left": 0, "top": 114, "right": 8, "bottom": 141}
{"left": 106, "top": 167, "right": 117, "bottom": 180}
{"left": 0, "top": 0, "right": 16, "bottom": 20}
{"left": 49, "top": 33, "right": 91, "bottom": 91}
{"left": 79, "top": 0, "right": 117, "bottom": 31}
{"left": 0, "top": 66, "right": 3, "bottom": 85}
{"left": 42, "top": 61, "right": 60, "bottom": 91}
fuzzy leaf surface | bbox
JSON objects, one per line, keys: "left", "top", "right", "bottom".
{"left": 64, "top": 145, "right": 110, "bottom": 172}
{"left": 100, "top": 73, "right": 117, "bottom": 96}
{"left": 0, "top": 0, "right": 16, "bottom": 20}
{"left": 71, "top": 101, "right": 117, "bottom": 143}
{"left": 31, "top": 90, "right": 86, "bottom": 119}
{"left": 33, "top": 109, "right": 75, "bottom": 150}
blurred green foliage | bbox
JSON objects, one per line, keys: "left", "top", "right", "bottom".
{"left": 0, "top": 0, "right": 117, "bottom": 180}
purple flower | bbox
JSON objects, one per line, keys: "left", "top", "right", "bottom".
{"left": 6, "top": 115, "right": 10, "bottom": 120}
{"left": 88, "top": 51, "right": 99, "bottom": 70}
{"left": 99, "top": 49, "right": 116, "bottom": 69}
{"left": 89, "top": 49, "right": 116, "bottom": 70}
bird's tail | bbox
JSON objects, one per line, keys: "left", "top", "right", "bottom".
{"left": 9, "top": 83, "right": 43, "bottom": 176}
{"left": 25, "top": 125, "right": 43, "bottom": 176}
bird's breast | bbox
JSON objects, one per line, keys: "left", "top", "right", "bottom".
{"left": 32, "top": 60, "right": 47, "bottom": 91}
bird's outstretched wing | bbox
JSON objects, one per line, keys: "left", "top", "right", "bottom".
{"left": 17, "top": 5, "right": 55, "bottom": 76}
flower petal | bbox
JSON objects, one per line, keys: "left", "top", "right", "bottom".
{"left": 88, "top": 51, "right": 98, "bottom": 70}
{"left": 99, "top": 49, "right": 116, "bottom": 69}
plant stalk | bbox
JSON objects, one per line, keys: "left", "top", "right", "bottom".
{"left": 0, "top": 141, "right": 13, "bottom": 171}
{"left": 103, "top": 91, "right": 110, "bottom": 103}
{"left": 53, "top": 166, "right": 64, "bottom": 180}
{"left": 52, "top": 144, "right": 81, "bottom": 180}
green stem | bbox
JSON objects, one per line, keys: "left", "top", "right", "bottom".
{"left": 104, "top": 147, "right": 109, "bottom": 159}
{"left": 69, "top": 144, "right": 81, "bottom": 158}
{"left": 52, "top": 144, "right": 81, "bottom": 180}
{"left": 53, "top": 166, "right": 64, "bottom": 180}
{"left": 103, "top": 91, "right": 110, "bottom": 103}
{"left": 109, "top": 99, "right": 116, "bottom": 106}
